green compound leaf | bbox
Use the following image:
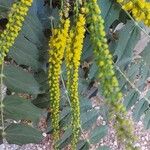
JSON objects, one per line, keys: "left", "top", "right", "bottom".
{"left": 88, "top": 61, "right": 99, "bottom": 80}
{"left": 144, "top": 110, "right": 150, "bottom": 129}
{"left": 123, "top": 90, "right": 139, "bottom": 110}
{"left": 96, "top": 146, "right": 111, "bottom": 150}
{"left": 4, "top": 95, "right": 43, "bottom": 122}
{"left": 0, "top": 0, "right": 12, "bottom": 13}
{"left": 89, "top": 125, "right": 108, "bottom": 144}
{"left": 9, "top": 35, "right": 41, "bottom": 71}
{"left": 111, "top": 21, "right": 141, "bottom": 65}
{"left": 132, "top": 99, "right": 149, "bottom": 122}
{"left": 82, "top": 34, "right": 93, "bottom": 60}
{"left": 99, "top": 0, "right": 121, "bottom": 31}
{"left": 140, "top": 42, "right": 150, "bottom": 67}
{"left": 77, "top": 140, "right": 90, "bottom": 150}
{"left": 81, "top": 110, "right": 99, "bottom": 130}
{"left": 32, "top": 93, "right": 50, "bottom": 109}
{"left": 80, "top": 97, "right": 93, "bottom": 112}
{"left": 113, "top": 27, "right": 150, "bottom": 130}
{"left": 56, "top": 128, "right": 72, "bottom": 149}
{"left": 3, "top": 65, "right": 41, "bottom": 95}
{"left": 8, "top": 3, "right": 45, "bottom": 70}
{"left": 5, "top": 124, "right": 43, "bottom": 145}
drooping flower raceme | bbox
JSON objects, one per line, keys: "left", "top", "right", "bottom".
{"left": 87, "top": 0, "right": 122, "bottom": 104}
{"left": 48, "top": 19, "right": 70, "bottom": 142}
{"left": 65, "top": 13, "right": 86, "bottom": 149}
{"left": 86, "top": 0, "right": 136, "bottom": 149}
{"left": 0, "top": 0, "right": 33, "bottom": 64}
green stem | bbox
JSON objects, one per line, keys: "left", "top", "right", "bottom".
{"left": 0, "top": 61, "right": 5, "bottom": 138}
{"left": 50, "top": 0, "right": 53, "bottom": 8}
{"left": 75, "top": 0, "right": 79, "bottom": 18}
{"left": 60, "top": 72, "right": 91, "bottom": 145}
{"left": 61, "top": 0, "right": 64, "bottom": 10}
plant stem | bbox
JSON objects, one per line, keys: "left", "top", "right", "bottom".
{"left": 50, "top": 0, "right": 52, "bottom": 8}
{"left": 60, "top": 73, "right": 91, "bottom": 145}
{"left": 115, "top": 65, "right": 150, "bottom": 103}
{"left": 0, "top": 62, "right": 5, "bottom": 138}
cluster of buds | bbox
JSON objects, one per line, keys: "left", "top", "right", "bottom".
{"left": 0, "top": 0, "right": 33, "bottom": 64}
{"left": 117, "top": 0, "right": 150, "bottom": 27}
{"left": 66, "top": 13, "right": 86, "bottom": 149}
{"left": 48, "top": 19, "right": 70, "bottom": 143}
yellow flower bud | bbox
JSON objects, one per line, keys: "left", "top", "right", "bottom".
{"left": 0, "top": 0, "right": 33, "bottom": 64}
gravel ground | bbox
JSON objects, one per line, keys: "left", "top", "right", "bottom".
{"left": 1, "top": 110, "right": 150, "bottom": 150}
{"left": 98, "top": 112, "right": 150, "bottom": 150}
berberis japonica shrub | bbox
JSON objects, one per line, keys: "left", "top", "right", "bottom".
{"left": 0, "top": 0, "right": 150, "bottom": 150}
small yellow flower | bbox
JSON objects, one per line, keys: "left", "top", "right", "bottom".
{"left": 117, "top": 0, "right": 150, "bottom": 27}
{"left": 65, "top": 13, "right": 86, "bottom": 149}
{"left": 48, "top": 18, "right": 70, "bottom": 142}
{"left": 0, "top": 0, "right": 33, "bottom": 64}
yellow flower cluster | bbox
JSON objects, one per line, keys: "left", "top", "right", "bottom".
{"left": 65, "top": 14, "right": 86, "bottom": 149}
{"left": 87, "top": 0, "right": 122, "bottom": 103}
{"left": 86, "top": 0, "right": 136, "bottom": 149}
{"left": 65, "top": 29, "right": 74, "bottom": 91}
{"left": 117, "top": 0, "right": 150, "bottom": 26}
{"left": 0, "top": 0, "right": 33, "bottom": 64}
{"left": 48, "top": 19, "right": 70, "bottom": 142}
